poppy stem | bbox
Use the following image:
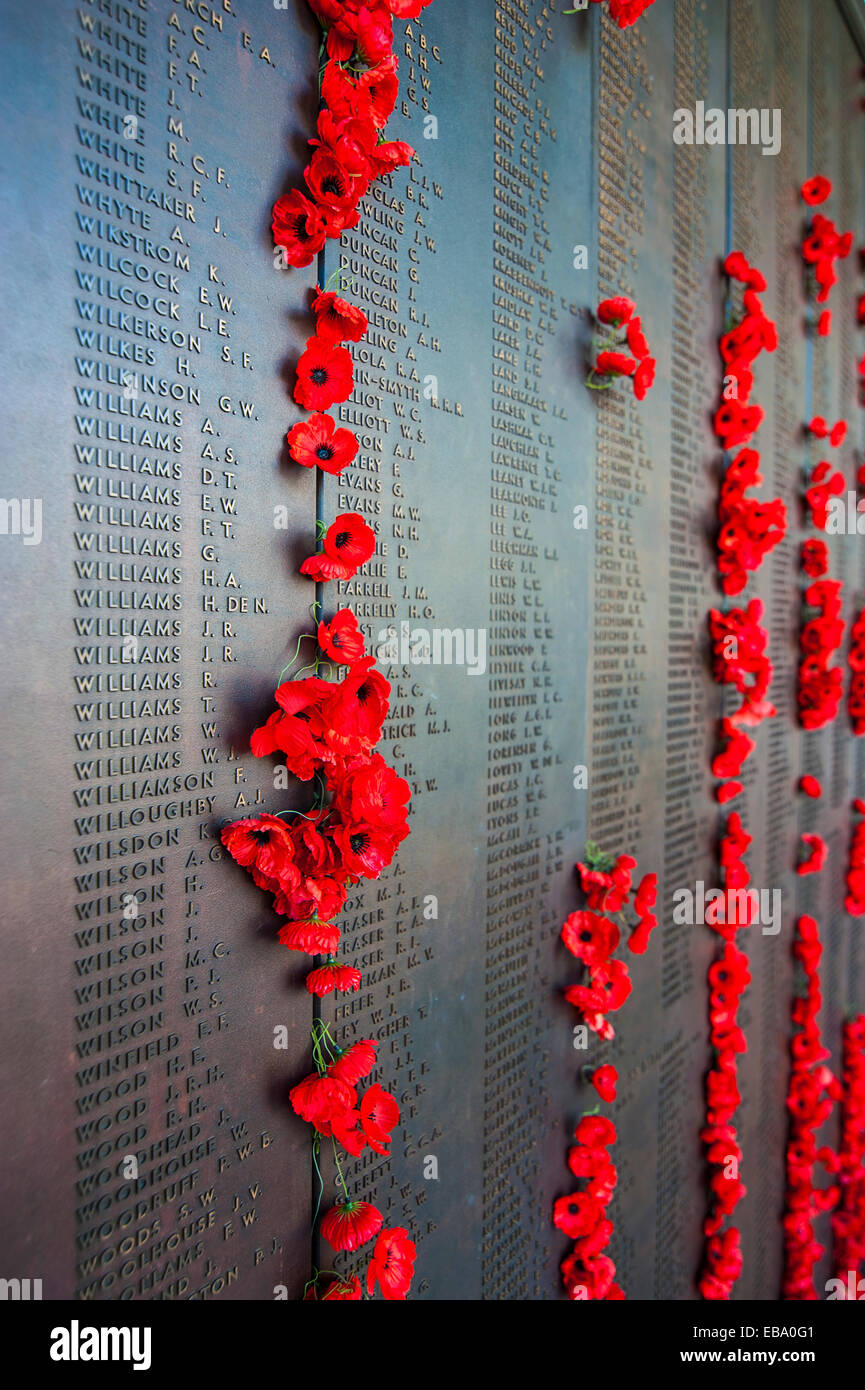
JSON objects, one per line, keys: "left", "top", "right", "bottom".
{"left": 331, "top": 1136, "right": 350, "bottom": 1202}
{"left": 311, "top": 1137, "right": 325, "bottom": 1231}
{"left": 278, "top": 632, "right": 315, "bottom": 684}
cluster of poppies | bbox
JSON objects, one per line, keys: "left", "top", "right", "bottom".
{"left": 781, "top": 916, "right": 840, "bottom": 1299}
{"left": 799, "top": 176, "right": 853, "bottom": 338}
{"left": 699, "top": 940, "right": 751, "bottom": 1298}
{"left": 588, "top": 296, "right": 656, "bottom": 400}
{"left": 251, "top": 0, "right": 423, "bottom": 1300}
{"left": 554, "top": 1114, "right": 624, "bottom": 1301}
{"left": 583, "top": 0, "right": 657, "bottom": 30}
{"left": 554, "top": 849, "right": 657, "bottom": 1299}
{"left": 844, "top": 800, "right": 865, "bottom": 917}
{"left": 797, "top": 832, "right": 827, "bottom": 878}
{"left": 797, "top": 577, "right": 845, "bottom": 730}
{"left": 805, "top": 459, "right": 845, "bottom": 530}
{"left": 290, "top": 1035, "right": 416, "bottom": 1299}
{"left": 831, "top": 1015, "right": 865, "bottom": 1288}
{"left": 848, "top": 607, "right": 865, "bottom": 736}
{"left": 223, "top": 646, "right": 410, "bottom": 988}
{"left": 711, "top": 718, "right": 754, "bottom": 805}
{"left": 708, "top": 598, "right": 776, "bottom": 728}
{"left": 700, "top": 252, "right": 781, "bottom": 1300}
{"left": 714, "top": 250, "right": 778, "bottom": 452}
{"left": 561, "top": 854, "right": 658, "bottom": 1040}
{"left": 272, "top": 2, "right": 422, "bottom": 271}
{"left": 717, "top": 447, "right": 786, "bottom": 597}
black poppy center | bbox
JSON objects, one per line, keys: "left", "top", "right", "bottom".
{"left": 316, "top": 444, "right": 334, "bottom": 459}
{"left": 334, "top": 530, "right": 351, "bottom": 550}
{"left": 350, "top": 833, "right": 368, "bottom": 854}
{"left": 311, "top": 366, "right": 328, "bottom": 384}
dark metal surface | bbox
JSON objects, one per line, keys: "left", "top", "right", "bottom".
{"left": 0, "top": 0, "right": 863, "bottom": 1303}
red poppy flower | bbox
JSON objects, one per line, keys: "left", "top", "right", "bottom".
{"left": 290, "top": 1072, "right": 356, "bottom": 1126}
{"left": 561, "top": 910, "right": 620, "bottom": 966}
{"left": 369, "top": 138, "right": 415, "bottom": 178}
{"left": 801, "top": 175, "right": 832, "bottom": 206}
{"left": 320, "top": 59, "right": 373, "bottom": 122}
{"left": 628, "top": 912, "right": 657, "bottom": 955}
{"left": 322, "top": 657, "right": 390, "bottom": 754}
{"left": 716, "top": 781, "right": 743, "bottom": 804}
{"left": 272, "top": 190, "right": 329, "bottom": 267}
{"left": 357, "top": 53, "right": 400, "bottom": 127}
{"left": 634, "top": 871, "right": 657, "bottom": 915}
{"left": 596, "top": 296, "right": 635, "bottom": 325}
{"left": 277, "top": 919, "right": 341, "bottom": 955}
{"left": 633, "top": 355, "right": 656, "bottom": 400}
{"left": 318, "top": 608, "right": 366, "bottom": 666}
{"left": 829, "top": 420, "right": 846, "bottom": 448}
{"left": 801, "top": 539, "right": 828, "bottom": 578}
{"left": 311, "top": 288, "right": 369, "bottom": 346}
{"left": 332, "top": 752, "right": 411, "bottom": 829}
{"left": 305, "top": 961, "right": 362, "bottom": 996}
{"left": 366, "top": 1226, "right": 417, "bottom": 1301}
{"left": 221, "top": 813, "right": 296, "bottom": 881}
{"left": 359, "top": 1083, "right": 400, "bottom": 1155}
{"left": 295, "top": 337, "right": 354, "bottom": 411}
{"left": 808, "top": 416, "right": 828, "bottom": 438}
{"left": 608, "top": 0, "right": 657, "bottom": 26}
{"left": 596, "top": 349, "right": 636, "bottom": 377}
{"left": 331, "top": 819, "right": 400, "bottom": 878}
{"left": 592, "top": 1064, "right": 618, "bottom": 1104}
{"left": 799, "top": 775, "right": 822, "bottom": 798}
{"left": 275, "top": 875, "right": 348, "bottom": 926}
{"left": 574, "top": 1114, "right": 616, "bottom": 1149}
{"left": 320, "top": 1200, "right": 383, "bottom": 1252}
{"left": 714, "top": 400, "right": 764, "bottom": 448}
{"left": 712, "top": 719, "right": 755, "bottom": 778}
{"left": 301, "top": 512, "right": 377, "bottom": 582}
{"left": 329, "top": 1039, "right": 378, "bottom": 1086}
{"left": 583, "top": 958, "right": 633, "bottom": 1012}
{"left": 553, "top": 1192, "right": 604, "bottom": 1239}
{"left": 797, "top": 833, "right": 827, "bottom": 876}
{"left": 287, "top": 413, "right": 358, "bottom": 474}
{"left": 312, "top": 109, "right": 378, "bottom": 181}
{"left": 625, "top": 315, "right": 649, "bottom": 358}
{"left": 304, "top": 148, "right": 361, "bottom": 226}
{"left": 817, "top": 310, "right": 831, "bottom": 337}
{"left": 323, "top": 4, "right": 393, "bottom": 62}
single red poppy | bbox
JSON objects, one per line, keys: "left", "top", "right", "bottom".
{"left": 272, "top": 190, "right": 329, "bottom": 267}
{"left": 277, "top": 918, "right": 341, "bottom": 955}
{"left": 305, "top": 961, "right": 362, "bottom": 996}
{"left": 801, "top": 175, "right": 832, "bottom": 206}
{"left": 596, "top": 296, "right": 635, "bottom": 325}
{"left": 311, "top": 287, "right": 369, "bottom": 345}
{"left": 366, "top": 1226, "right": 417, "bottom": 1300}
{"left": 320, "top": 1200, "right": 383, "bottom": 1252}
{"left": 295, "top": 337, "right": 354, "bottom": 411}
{"left": 301, "top": 512, "right": 377, "bottom": 582}
{"left": 287, "top": 412, "right": 358, "bottom": 474}
{"left": 329, "top": 1039, "right": 378, "bottom": 1086}
{"left": 591, "top": 1064, "right": 618, "bottom": 1104}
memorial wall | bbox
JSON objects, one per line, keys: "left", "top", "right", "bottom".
{"left": 1, "top": 0, "right": 864, "bottom": 1306}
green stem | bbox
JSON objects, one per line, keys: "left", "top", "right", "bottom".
{"left": 278, "top": 632, "right": 314, "bottom": 684}
{"left": 331, "top": 1136, "right": 350, "bottom": 1203}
